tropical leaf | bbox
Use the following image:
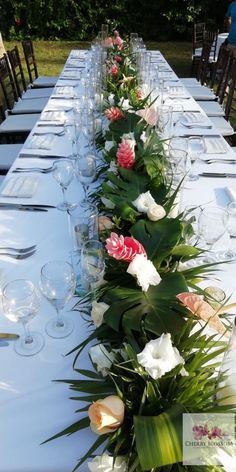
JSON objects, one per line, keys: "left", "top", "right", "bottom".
{"left": 134, "top": 404, "right": 185, "bottom": 469}
{"left": 103, "top": 272, "right": 188, "bottom": 336}
{"left": 130, "top": 218, "right": 183, "bottom": 264}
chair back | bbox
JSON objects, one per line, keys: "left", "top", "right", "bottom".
{"left": 0, "top": 54, "right": 18, "bottom": 110}
{"left": 192, "top": 22, "right": 206, "bottom": 55}
{"left": 22, "top": 39, "right": 38, "bottom": 84}
{"left": 204, "top": 29, "right": 219, "bottom": 63}
{"left": 7, "top": 46, "right": 27, "bottom": 98}
{"left": 214, "top": 44, "right": 232, "bottom": 102}
{"left": 196, "top": 41, "right": 212, "bottom": 85}
{"left": 223, "top": 57, "right": 236, "bottom": 122}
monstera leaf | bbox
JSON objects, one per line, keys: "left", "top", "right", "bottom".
{"left": 103, "top": 271, "right": 188, "bottom": 337}
{"left": 130, "top": 218, "right": 183, "bottom": 265}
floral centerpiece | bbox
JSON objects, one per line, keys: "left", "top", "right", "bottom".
{"left": 45, "top": 31, "right": 236, "bottom": 471}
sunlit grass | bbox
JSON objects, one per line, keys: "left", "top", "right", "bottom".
{"left": 4, "top": 40, "right": 192, "bottom": 78}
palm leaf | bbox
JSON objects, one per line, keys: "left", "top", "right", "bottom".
{"left": 134, "top": 404, "right": 185, "bottom": 469}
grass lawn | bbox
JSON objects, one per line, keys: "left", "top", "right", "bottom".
{"left": 4, "top": 40, "right": 192, "bottom": 78}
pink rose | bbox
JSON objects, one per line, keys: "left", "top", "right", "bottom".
{"left": 105, "top": 232, "right": 147, "bottom": 262}
{"left": 88, "top": 395, "right": 125, "bottom": 435}
{"left": 114, "top": 35, "right": 124, "bottom": 50}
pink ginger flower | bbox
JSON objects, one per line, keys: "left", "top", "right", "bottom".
{"left": 115, "top": 55, "right": 122, "bottom": 63}
{"left": 111, "top": 64, "right": 119, "bottom": 76}
{"left": 116, "top": 139, "right": 135, "bottom": 169}
{"left": 176, "top": 292, "right": 228, "bottom": 337}
{"left": 105, "top": 107, "right": 124, "bottom": 122}
{"left": 136, "top": 106, "right": 159, "bottom": 127}
{"left": 106, "top": 232, "right": 147, "bottom": 262}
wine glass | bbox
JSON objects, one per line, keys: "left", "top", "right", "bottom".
{"left": 75, "top": 154, "right": 96, "bottom": 207}
{"left": 2, "top": 279, "right": 44, "bottom": 356}
{"left": 81, "top": 110, "right": 95, "bottom": 151}
{"left": 40, "top": 260, "right": 76, "bottom": 338}
{"left": 198, "top": 206, "right": 228, "bottom": 262}
{"left": 187, "top": 137, "right": 205, "bottom": 181}
{"left": 81, "top": 240, "right": 105, "bottom": 293}
{"left": 52, "top": 159, "right": 75, "bottom": 211}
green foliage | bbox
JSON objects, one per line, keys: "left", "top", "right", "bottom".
{"left": 0, "top": 0, "right": 228, "bottom": 41}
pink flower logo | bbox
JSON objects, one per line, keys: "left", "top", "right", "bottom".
{"left": 192, "top": 424, "right": 223, "bottom": 441}
{"left": 105, "top": 232, "right": 147, "bottom": 262}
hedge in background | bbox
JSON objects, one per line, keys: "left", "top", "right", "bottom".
{"left": 0, "top": 0, "right": 230, "bottom": 41}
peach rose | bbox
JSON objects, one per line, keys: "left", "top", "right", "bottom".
{"left": 98, "top": 216, "right": 114, "bottom": 232}
{"left": 88, "top": 395, "right": 125, "bottom": 435}
{"left": 176, "top": 292, "right": 229, "bottom": 337}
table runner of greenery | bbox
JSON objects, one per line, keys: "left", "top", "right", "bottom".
{"left": 45, "top": 32, "right": 236, "bottom": 472}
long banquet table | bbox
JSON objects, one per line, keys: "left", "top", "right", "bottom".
{"left": 0, "top": 47, "right": 236, "bottom": 471}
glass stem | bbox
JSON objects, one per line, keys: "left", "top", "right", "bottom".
{"left": 61, "top": 186, "right": 67, "bottom": 205}
{"left": 56, "top": 308, "right": 64, "bottom": 328}
{"left": 22, "top": 323, "right": 33, "bottom": 344}
{"left": 82, "top": 184, "right": 88, "bottom": 200}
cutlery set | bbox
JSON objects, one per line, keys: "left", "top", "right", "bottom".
{"left": 0, "top": 203, "right": 55, "bottom": 211}
{"left": 13, "top": 166, "right": 53, "bottom": 174}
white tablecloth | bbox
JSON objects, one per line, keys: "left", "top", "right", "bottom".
{"left": 0, "top": 48, "right": 235, "bottom": 472}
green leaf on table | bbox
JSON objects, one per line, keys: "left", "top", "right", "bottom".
{"left": 103, "top": 272, "right": 188, "bottom": 337}
{"left": 134, "top": 404, "right": 184, "bottom": 469}
{"left": 130, "top": 217, "right": 183, "bottom": 264}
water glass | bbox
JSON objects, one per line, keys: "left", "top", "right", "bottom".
{"left": 75, "top": 154, "right": 96, "bottom": 206}
{"left": 187, "top": 137, "right": 205, "bottom": 181}
{"left": 40, "top": 260, "right": 76, "bottom": 338}
{"left": 198, "top": 206, "right": 228, "bottom": 262}
{"left": 81, "top": 240, "right": 105, "bottom": 293}
{"left": 2, "top": 279, "right": 44, "bottom": 356}
{"left": 156, "top": 105, "right": 173, "bottom": 138}
{"left": 68, "top": 203, "right": 98, "bottom": 251}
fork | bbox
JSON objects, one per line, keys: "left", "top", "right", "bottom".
{"left": 0, "top": 245, "right": 36, "bottom": 253}
{"left": 13, "top": 167, "right": 53, "bottom": 174}
{"left": 0, "top": 249, "right": 36, "bottom": 259}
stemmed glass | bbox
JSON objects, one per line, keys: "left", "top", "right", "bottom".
{"left": 156, "top": 105, "right": 173, "bottom": 139}
{"left": 52, "top": 159, "right": 75, "bottom": 211}
{"left": 198, "top": 206, "right": 228, "bottom": 262}
{"left": 187, "top": 137, "right": 205, "bottom": 181}
{"left": 40, "top": 260, "right": 76, "bottom": 338}
{"left": 2, "top": 279, "right": 44, "bottom": 356}
{"left": 75, "top": 154, "right": 96, "bottom": 207}
{"left": 81, "top": 110, "right": 96, "bottom": 151}
{"left": 81, "top": 240, "right": 105, "bottom": 294}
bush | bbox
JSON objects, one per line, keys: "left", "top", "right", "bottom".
{"left": 0, "top": 0, "right": 230, "bottom": 41}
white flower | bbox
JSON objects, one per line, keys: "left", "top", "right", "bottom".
{"left": 88, "top": 453, "right": 127, "bottom": 472}
{"left": 137, "top": 333, "right": 185, "bottom": 379}
{"left": 132, "top": 191, "right": 155, "bottom": 213}
{"left": 109, "top": 160, "right": 118, "bottom": 173}
{"left": 107, "top": 93, "right": 115, "bottom": 106}
{"left": 89, "top": 344, "right": 115, "bottom": 376}
{"left": 147, "top": 203, "right": 166, "bottom": 221}
{"left": 119, "top": 98, "right": 131, "bottom": 110}
{"left": 91, "top": 301, "right": 110, "bottom": 327}
{"left": 105, "top": 140, "right": 114, "bottom": 152}
{"left": 101, "top": 196, "right": 115, "bottom": 210}
{"left": 127, "top": 253, "right": 161, "bottom": 292}
{"left": 140, "top": 131, "right": 147, "bottom": 143}
{"left": 124, "top": 57, "right": 131, "bottom": 66}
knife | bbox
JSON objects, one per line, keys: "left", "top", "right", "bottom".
{"left": 0, "top": 203, "right": 55, "bottom": 208}
{"left": 19, "top": 153, "right": 66, "bottom": 159}
{"left": 0, "top": 333, "right": 19, "bottom": 340}
{"left": 199, "top": 172, "right": 236, "bottom": 178}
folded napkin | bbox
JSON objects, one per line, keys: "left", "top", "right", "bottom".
{"left": 26, "top": 134, "right": 56, "bottom": 150}
{"left": 179, "top": 112, "right": 211, "bottom": 128}
{"left": 204, "top": 137, "right": 229, "bottom": 154}
{"left": 52, "top": 86, "right": 75, "bottom": 98}
{"left": 167, "top": 86, "right": 188, "bottom": 98}
{"left": 0, "top": 176, "right": 39, "bottom": 198}
{"left": 225, "top": 186, "right": 236, "bottom": 202}
{"left": 40, "top": 111, "right": 66, "bottom": 125}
